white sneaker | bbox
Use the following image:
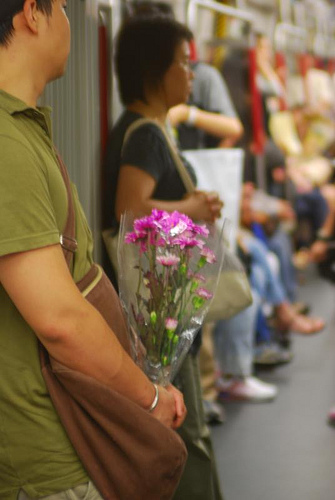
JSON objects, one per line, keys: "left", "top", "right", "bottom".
{"left": 217, "top": 375, "right": 278, "bottom": 402}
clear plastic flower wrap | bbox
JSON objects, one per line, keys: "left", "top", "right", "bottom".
{"left": 117, "top": 209, "right": 227, "bottom": 386}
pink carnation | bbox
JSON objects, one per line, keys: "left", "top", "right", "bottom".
{"left": 196, "top": 287, "right": 213, "bottom": 300}
{"left": 134, "top": 215, "right": 156, "bottom": 232}
{"left": 165, "top": 318, "right": 178, "bottom": 331}
{"left": 200, "top": 247, "right": 217, "bottom": 264}
{"left": 193, "top": 224, "right": 209, "bottom": 237}
{"left": 156, "top": 253, "right": 180, "bottom": 266}
{"left": 125, "top": 230, "right": 147, "bottom": 244}
{"left": 151, "top": 209, "right": 167, "bottom": 221}
{"left": 172, "top": 236, "right": 203, "bottom": 249}
{"left": 156, "top": 211, "right": 194, "bottom": 237}
{"left": 193, "top": 273, "right": 206, "bottom": 283}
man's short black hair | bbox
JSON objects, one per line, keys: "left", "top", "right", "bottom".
{"left": 115, "top": 16, "right": 193, "bottom": 105}
{"left": 0, "top": 0, "right": 54, "bottom": 47}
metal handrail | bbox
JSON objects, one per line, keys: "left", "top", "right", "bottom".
{"left": 313, "top": 32, "right": 335, "bottom": 58}
{"left": 274, "top": 22, "right": 307, "bottom": 52}
{"left": 274, "top": 22, "right": 335, "bottom": 58}
{"left": 187, "top": 0, "right": 255, "bottom": 32}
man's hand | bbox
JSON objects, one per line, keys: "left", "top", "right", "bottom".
{"left": 166, "top": 384, "right": 187, "bottom": 429}
{"left": 151, "top": 384, "right": 186, "bottom": 429}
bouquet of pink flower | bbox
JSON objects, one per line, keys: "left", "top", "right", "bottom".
{"left": 117, "top": 209, "right": 225, "bottom": 386}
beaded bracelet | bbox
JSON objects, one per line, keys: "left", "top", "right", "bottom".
{"left": 148, "top": 384, "right": 159, "bottom": 412}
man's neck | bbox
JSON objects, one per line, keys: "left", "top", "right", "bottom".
{"left": 0, "top": 85, "right": 38, "bottom": 108}
{"left": 0, "top": 52, "right": 45, "bottom": 107}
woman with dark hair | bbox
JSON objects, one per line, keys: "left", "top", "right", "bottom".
{"left": 104, "top": 17, "right": 221, "bottom": 231}
{"left": 103, "top": 16, "right": 224, "bottom": 500}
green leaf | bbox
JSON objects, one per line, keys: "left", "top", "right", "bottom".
{"left": 192, "top": 296, "right": 205, "bottom": 310}
{"left": 150, "top": 311, "right": 157, "bottom": 325}
{"left": 179, "top": 263, "right": 187, "bottom": 275}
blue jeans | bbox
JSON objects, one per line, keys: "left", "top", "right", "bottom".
{"left": 246, "top": 236, "right": 286, "bottom": 305}
{"left": 213, "top": 289, "right": 260, "bottom": 377}
{"left": 267, "top": 229, "right": 297, "bottom": 302}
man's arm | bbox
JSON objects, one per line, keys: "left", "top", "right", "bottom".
{"left": 0, "top": 243, "right": 186, "bottom": 428}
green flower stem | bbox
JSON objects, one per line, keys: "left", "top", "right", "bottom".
{"left": 161, "top": 329, "right": 178, "bottom": 366}
{"left": 136, "top": 254, "right": 143, "bottom": 295}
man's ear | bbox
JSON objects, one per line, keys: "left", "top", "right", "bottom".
{"left": 18, "top": 0, "right": 39, "bottom": 34}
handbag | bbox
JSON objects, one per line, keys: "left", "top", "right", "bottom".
{"left": 205, "top": 249, "right": 253, "bottom": 322}
{"left": 39, "top": 152, "right": 187, "bottom": 500}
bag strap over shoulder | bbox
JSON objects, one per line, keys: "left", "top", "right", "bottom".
{"left": 54, "top": 150, "right": 78, "bottom": 269}
{"left": 55, "top": 151, "right": 104, "bottom": 296}
{"left": 122, "top": 117, "right": 196, "bottom": 194}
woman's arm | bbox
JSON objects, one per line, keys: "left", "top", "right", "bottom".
{"left": 115, "top": 165, "right": 223, "bottom": 222}
{"left": 169, "top": 104, "right": 243, "bottom": 145}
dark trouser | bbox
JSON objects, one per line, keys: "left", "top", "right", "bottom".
{"left": 295, "top": 189, "right": 329, "bottom": 247}
{"left": 173, "top": 354, "right": 224, "bottom": 500}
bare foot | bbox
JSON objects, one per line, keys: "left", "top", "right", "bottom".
{"left": 276, "top": 303, "right": 325, "bottom": 335}
{"left": 289, "top": 314, "right": 325, "bottom": 335}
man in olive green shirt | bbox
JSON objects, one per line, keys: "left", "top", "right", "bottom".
{"left": 0, "top": 1, "right": 186, "bottom": 499}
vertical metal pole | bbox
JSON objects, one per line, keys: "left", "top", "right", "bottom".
{"left": 255, "top": 154, "right": 266, "bottom": 191}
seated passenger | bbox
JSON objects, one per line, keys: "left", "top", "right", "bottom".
{"left": 240, "top": 187, "right": 325, "bottom": 336}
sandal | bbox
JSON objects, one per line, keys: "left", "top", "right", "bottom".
{"left": 291, "top": 301, "right": 310, "bottom": 315}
